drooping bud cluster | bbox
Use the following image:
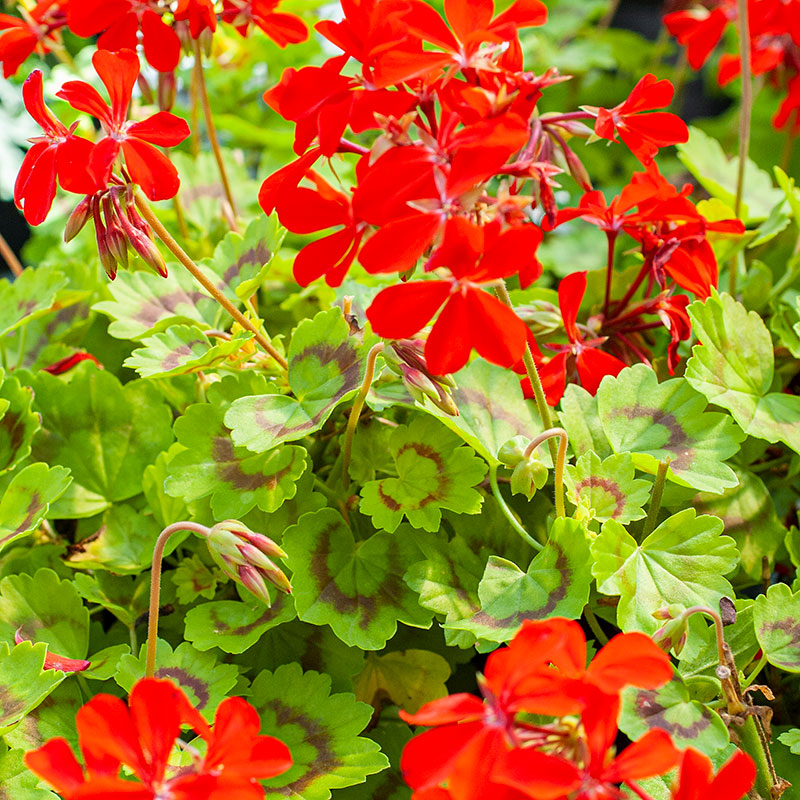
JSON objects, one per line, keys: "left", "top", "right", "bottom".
{"left": 206, "top": 520, "right": 291, "bottom": 605}
{"left": 499, "top": 436, "right": 549, "bottom": 500}
{"left": 383, "top": 339, "right": 458, "bottom": 416}
{"left": 652, "top": 604, "right": 690, "bottom": 655}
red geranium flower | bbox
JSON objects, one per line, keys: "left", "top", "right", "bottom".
{"left": 221, "top": 0, "right": 308, "bottom": 46}
{"left": 671, "top": 748, "right": 756, "bottom": 800}
{"left": 25, "top": 678, "right": 292, "bottom": 799}
{"left": 14, "top": 70, "right": 97, "bottom": 226}
{"left": 56, "top": 49, "right": 190, "bottom": 201}
{"left": 366, "top": 218, "right": 536, "bottom": 374}
{"left": 663, "top": 2, "right": 735, "bottom": 69}
{"left": 174, "top": 0, "right": 217, "bottom": 38}
{"left": 66, "top": 0, "right": 181, "bottom": 73}
{"left": 0, "top": 0, "right": 65, "bottom": 78}
{"left": 586, "top": 74, "right": 689, "bottom": 164}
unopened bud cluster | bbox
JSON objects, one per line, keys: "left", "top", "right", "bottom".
{"left": 499, "top": 436, "right": 549, "bottom": 500}
{"left": 384, "top": 339, "right": 458, "bottom": 416}
{"left": 652, "top": 604, "right": 690, "bottom": 655}
{"left": 206, "top": 520, "right": 291, "bottom": 606}
{"left": 65, "top": 185, "right": 167, "bottom": 280}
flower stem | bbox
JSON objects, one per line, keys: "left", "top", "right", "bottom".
{"left": 192, "top": 38, "right": 238, "bottom": 221}
{"left": 134, "top": 191, "right": 288, "bottom": 370}
{"left": 495, "top": 281, "right": 558, "bottom": 463}
{"left": 524, "top": 427, "right": 568, "bottom": 518}
{"left": 602, "top": 231, "right": 617, "bottom": 319}
{"left": 731, "top": 0, "right": 753, "bottom": 298}
{"left": 584, "top": 604, "right": 609, "bottom": 645}
{"left": 146, "top": 522, "right": 210, "bottom": 678}
{"left": 0, "top": 231, "right": 23, "bottom": 277}
{"left": 489, "top": 463, "right": 542, "bottom": 551}
{"left": 341, "top": 342, "right": 384, "bottom": 489}
{"left": 641, "top": 458, "right": 669, "bottom": 538}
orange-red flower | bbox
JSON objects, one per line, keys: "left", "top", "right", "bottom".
{"left": 671, "top": 748, "right": 756, "bottom": 800}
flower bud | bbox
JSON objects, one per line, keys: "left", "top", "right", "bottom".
{"left": 64, "top": 195, "right": 92, "bottom": 243}
{"left": 651, "top": 604, "right": 689, "bottom": 655}
{"left": 510, "top": 457, "right": 549, "bottom": 500}
{"left": 498, "top": 436, "right": 529, "bottom": 467}
{"left": 158, "top": 70, "right": 176, "bottom": 112}
{"left": 127, "top": 228, "right": 168, "bottom": 277}
{"left": 207, "top": 520, "right": 291, "bottom": 605}
{"left": 92, "top": 201, "right": 118, "bottom": 280}
{"left": 385, "top": 339, "right": 458, "bottom": 415}
{"left": 102, "top": 196, "right": 129, "bottom": 270}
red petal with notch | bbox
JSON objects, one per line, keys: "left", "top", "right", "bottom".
{"left": 467, "top": 289, "right": 528, "bottom": 368}
{"left": 424, "top": 290, "right": 473, "bottom": 375}
{"left": 259, "top": 148, "right": 323, "bottom": 215}
{"left": 575, "top": 347, "right": 626, "bottom": 395}
{"left": 293, "top": 228, "right": 358, "bottom": 287}
{"left": 92, "top": 49, "right": 139, "bottom": 127}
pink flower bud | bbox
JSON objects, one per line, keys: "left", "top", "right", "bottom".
{"left": 64, "top": 195, "right": 92, "bottom": 243}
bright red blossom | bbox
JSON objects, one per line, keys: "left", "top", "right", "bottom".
{"left": 174, "top": 0, "right": 217, "bottom": 38}
{"left": 0, "top": 0, "right": 65, "bottom": 78}
{"left": 671, "top": 748, "right": 756, "bottom": 800}
{"left": 221, "top": 0, "right": 309, "bottom": 46}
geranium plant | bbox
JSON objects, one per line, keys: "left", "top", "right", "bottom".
{"left": 0, "top": 0, "right": 798, "bottom": 798}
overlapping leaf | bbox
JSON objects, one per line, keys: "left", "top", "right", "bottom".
{"left": 595, "top": 364, "right": 743, "bottom": 492}
{"left": 0, "top": 370, "right": 39, "bottom": 476}
{"left": 0, "top": 747, "right": 58, "bottom": 798}
{"left": 0, "top": 266, "right": 67, "bottom": 338}
{"left": 592, "top": 509, "right": 739, "bottom": 633}
{"left": 251, "top": 662, "right": 389, "bottom": 800}
{"left": 360, "top": 416, "right": 486, "bottom": 533}
{"left": 283, "top": 509, "right": 433, "bottom": 649}
{"left": 687, "top": 291, "right": 800, "bottom": 455}
{"left": 226, "top": 308, "right": 370, "bottom": 452}
{"left": 167, "top": 401, "right": 307, "bottom": 519}
{"left": 754, "top": 583, "right": 800, "bottom": 672}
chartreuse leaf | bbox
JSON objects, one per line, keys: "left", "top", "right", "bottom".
{"left": 116, "top": 640, "right": 239, "bottom": 718}
{"left": 0, "top": 641, "right": 66, "bottom": 734}
{"left": 30, "top": 365, "right": 174, "bottom": 504}
{"left": 686, "top": 292, "right": 800, "bottom": 455}
{"left": 447, "top": 517, "right": 593, "bottom": 643}
{"left": 4, "top": 681, "right": 82, "bottom": 752}
{"left": 353, "top": 650, "right": 450, "bottom": 713}
{"left": 226, "top": 308, "right": 369, "bottom": 452}
{"left": 184, "top": 592, "right": 296, "bottom": 653}
{"left": 0, "top": 464, "right": 70, "bottom": 552}
{"left": 778, "top": 729, "right": 800, "bottom": 754}
{"left": 143, "top": 445, "right": 189, "bottom": 529}
{"left": 93, "top": 267, "right": 218, "bottom": 340}
{"left": 73, "top": 572, "right": 149, "bottom": 628}
{"left": 421, "top": 359, "right": 545, "bottom": 466}
{"left": 200, "top": 214, "right": 284, "bottom": 301}
{"left": 0, "top": 568, "right": 89, "bottom": 660}
{"left": 774, "top": 167, "right": 800, "bottom": 231}
{"left": 0, "top": 370, "right": 39, "bottom": 475}
{"left": 564, "top": 451, "right": 650, "bottom": 523}
{"left": 166, "top": 401, "right": 307, "bottom": 519}
{"left": 124, "top": 326, "right": 253, "bottom": 379}
{"left": 81, "top": 644, "right": 129, "bottom": 681}
{"left": 592, "top": 510, "right": 738, "bottom": 634}
{"left": 0, "top": 267, "right": 67, "bottom": 338}
{"left": 560, "top": 384, "right": 613, "bottom": 459}
{"left": 619, "top": 668, "right": 730, "bottom": 756}
{"left": 251, "top": 662, "right": 389, "bottom": 800}
{"left": 0, "top": 747, "right": 57, "bottom": 798}
{"left": 172, "top": 555, "right": 219, "bottom": 605}
{"left": 677, "top": 126, "right": 782, "bottom": 223}
{"left": 596, "top": 364, "right": 743, "bottom": 493}
{"left": 360, "top": 416, "right": 486, "bottom": 533}
{"left": 753, "top": 583, "right": 800, "bottom": 672}
{"left": 693, "top": 470, "right": 786, "bottom": 580}
{"left": 283, "top": 509, "right": 434, "bottom": 649}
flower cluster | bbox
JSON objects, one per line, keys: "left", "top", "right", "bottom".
{"left": 262, "top": 0, "right": 742, "bottom": 396}
{"left": 0, "top": 0, "right": 307, "bottom": 78}
{"left": 25, "top": 677, "right": 292, "bottom": 799}
{"left": 399, "top": 617, "right": 756, "bottom": 800}
{"left": 664, "top": 0, "right": 800, "bottom": 132}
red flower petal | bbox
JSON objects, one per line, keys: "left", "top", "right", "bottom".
{"left": 575, "top": 347, "right": 626, "bottom": 395}
{"left": 588, "top": 631, "right": 673, "bottom": 694}
{"left": 466, "top": 289, "right": 529, "bottom": 369}
{"left": 24, "top": 738, "right": 85, "bottom": 795}
{"left": 127, "top": 112, "right": 191, "bottom": 147}
{"left": 424, "top": 290, "right": 473, "bottom": 375}
{"left": 366, "top": 280, "right": 452, "bottom": 340}
{"left": 359, "top": 214, "right": 441, "bottom": 274}
{"left": 140, "top": 8, "right": 181, "bottom": 72}
{"left": 121, "top": 138, "right": 181, "bottom": 200}
{"left": 92, "top": 48, "right": 139, "bottom": 127}
{"left": 293, "top": 227, "right": 358, "bottom": 287}
{"left": 557, "top": 271, "right": 587, "bottom": 343}
{"left": 491, "top": 748, "right": 581, "bottom": 799}
{"left": 399, "top": 693, "right": 485, "bottom": 727}
{"left": 602, "top": 728, "right": 679, "bottom": 783}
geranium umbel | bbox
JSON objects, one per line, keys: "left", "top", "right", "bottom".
{"left": 25, "top": 677, "right": 292, "bottom": 799}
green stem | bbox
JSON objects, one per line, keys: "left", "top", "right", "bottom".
{"left": 146, "top": 521, "right": 210, "bottom": 678}
{"left": 494, "top": 281, "right": 558, "bottom": 463}
{"left": 524, "top": 427, "right": 568, "bottom": 518}
{"left": 341, "top": 343, "right": 384, "bottom": 489}
{"left": 739, "top": 715, "right": 778, "bottom": 800}
{"left": 134, "top": 191, "right": 288, "bottom": 370}
{"left": 641, "top": 458, "right": 669, "bottom": 538}
{"left": 489, "top": 463, "right": 542, "bottom": 551}
{"left": 731, "top": 0, "right": 753, "bottom": 298}
{"left": 584, "top": 605, "right": 609, "bottom": 645}
{"left": 742, "top": 652, "right": 768, "bottom": 689}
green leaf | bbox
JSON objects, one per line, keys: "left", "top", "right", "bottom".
{"left": 447, "top": 517, "right": 593, "bottom": 642}
{"left": 0, "top": 371, "right": 39, "bottom": 476}
{"left": 184, "top": 593, "right": 296, "bottom": 653}
{"left": 559, "top": 383, "right": 613, "bottom": 459}
{"left": 775, "top": 166, "right": 800, "bottom": 231}
{"left": 81, "top": 644, "right": 130, "bottom": 681}
{"left": 0, "top": 267, "right": 67, "bottom": 338}
{"left": 115, "top": 640, "right": 239, "bottom": 718}
{"left": 4, "top": 681, "right": 82, "bottom": 752}
{"left": 226, "top": 308, "right": 370, "bottom": 452}
{"left": 353, "top": 649, "right": 450, "bottom": 713}
{"left": 595, "top": 364, "right": 744, "bottom": 493}
{"left": 73, "top": 572, "right": 149, "bottom": 629}
{"left": 31, "top": 365, "right": 174, "bottom": 503}
{"left": 200, "top": 215, "right": 284, "bottom": 301}
{"left": 619, "top": 669, "right": 730, "bottom": 756}
{"left": 419, "top": 359, "right": 544, "bottom": 466}
{"left": 0, "top": 748, "right": 58, "bottom": 799}
{"left": 693, "top": 471, "right": 786, "bottom": 580}
{"left": 778, "top": 729, "right": 800, "bottom": 755}
{"left": 677, "top": 126, "right": 783, "bottom": 223}
{"left": 142, "top": 445, "right": 190, "bottom": 529}
{"left": 0, "top": 464, "right": 71, "bottom": 552}
{"left": 124, "top": 326, "right": 253, "bottom": 378}
{"left": 686, "top": 291, "right": 800, "bottom": 455}
{"left": 360, "top": 416, "right": 486, "bottom": 533}
{"left": 172, "top": 555, "right": 219, "bottom": 605}
{"left": 283, "top": 509, "right": 433, "bottom": 649}
{"left": 0, "top": 641, "right": 66, "bottom": 734}
{"left": 753, "top": 583, "right": 800, "bottom": 672}
{"left": 166, "top": 401, "right": 307, "bottom": 518}
{"left": 565, "top": 451, "right": 650, "bottom": 523}
{"left": 592, "top": 509, "right": 738, "bottom": 633}
{"left": 251, "top": 663, "right": 389, "bottom": 800}
{"left": 0, "top": 568, "right": 89, "bottom": 660}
